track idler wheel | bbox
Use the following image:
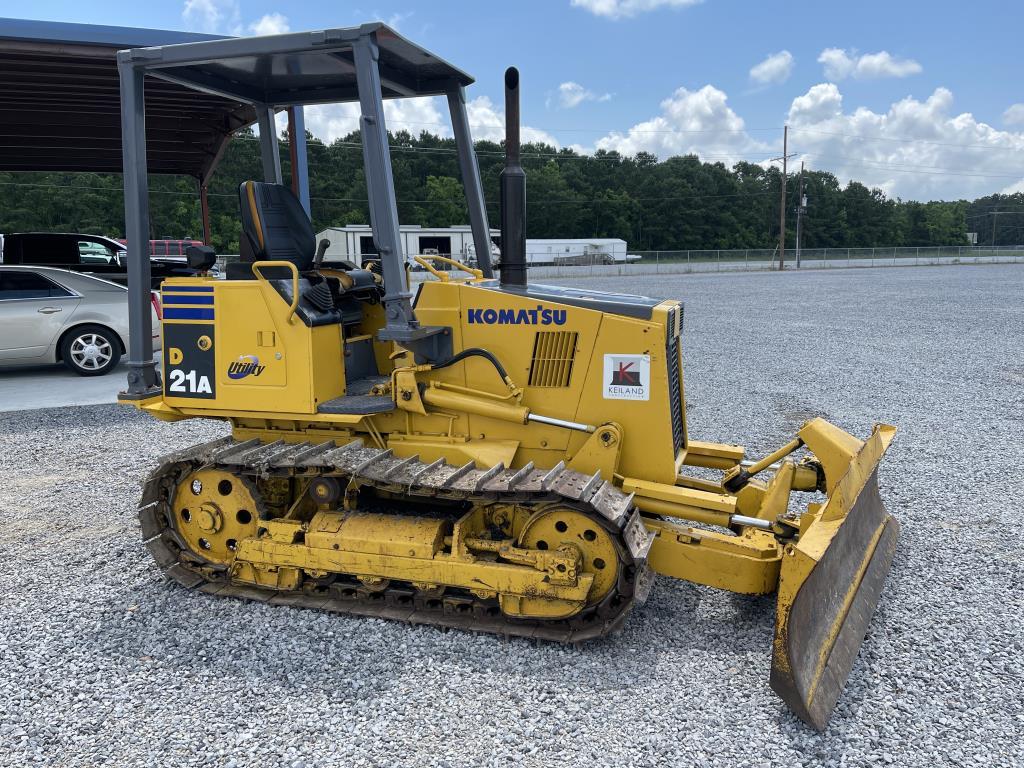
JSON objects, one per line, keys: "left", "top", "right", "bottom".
{"left": 172, "top": 468, "right": 260, "bottom": 565}
{"left": 516, "top": 505, "right": 624, "bottom": 610}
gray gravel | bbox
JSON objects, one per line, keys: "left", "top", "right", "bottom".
{"left": 1, "top": 263, "right": 1022, "bottom": 767}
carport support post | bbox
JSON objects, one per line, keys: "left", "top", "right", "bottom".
{"left": 256, "top": 106, "right": 283, "bottom": 184}
{"left": 352, "top": 34, "right": 416, "bottom": 331}
{"left": 117, "top": 57, "right": 158, "bottom": 394}
{"left": 447, "top": 85, "right": 494, "bottom": 278}
{"left": 199, "top": 179, "right": 212, "bottom": 245}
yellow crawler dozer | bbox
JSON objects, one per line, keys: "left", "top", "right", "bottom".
{"left": 116, "top": 24, "right": 898, "bottom": 729}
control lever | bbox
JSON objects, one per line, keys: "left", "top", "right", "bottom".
{"left": 314, "top": 238, "right": 330, "bottom": 268}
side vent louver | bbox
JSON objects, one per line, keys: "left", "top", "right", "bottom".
{"left": 528, "top": 331, "right": 578, "bottom": 387}
{"left": 666, "top": 307, "right": 685, "bottom": 455}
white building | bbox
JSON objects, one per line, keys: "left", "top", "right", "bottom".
{"left": 315, "top": 225, "right": 631, "bottom": 267}
{"left": 317, "top": 224, "right": 498, "bottom": 267}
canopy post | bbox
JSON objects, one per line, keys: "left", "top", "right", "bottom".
{"left": 117, "top": 56, "right": 158, "bottom": 395}
{"left": 287, "top": 107, "right": 311, "bottom": 216}
{"left": 447, "top": 85, "right": 493, "bottom": 278}
{"left": 352, "top": 34, "right": 416, "bottom": 332}
{"left": 256, "top": 105, "right": 283, "bottom": 183}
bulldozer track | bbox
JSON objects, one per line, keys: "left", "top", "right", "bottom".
{"left": 138, "top": 436, "right": 656, "bottom": 643}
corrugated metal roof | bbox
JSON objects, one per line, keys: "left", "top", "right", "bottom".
{"left": 0, "top": 17, "right": 254, "bottom": 179}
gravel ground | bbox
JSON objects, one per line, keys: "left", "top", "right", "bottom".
{"left": 1, "top": 263, "right": 1022, "bottom": 767}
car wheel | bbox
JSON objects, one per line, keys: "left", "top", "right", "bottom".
{"left": 60, "top": 325, "right": 122, "bottom": 376}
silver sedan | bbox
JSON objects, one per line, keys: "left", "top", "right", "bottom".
{"left": 0, "top": 266, "right": 161, "bottom": 376}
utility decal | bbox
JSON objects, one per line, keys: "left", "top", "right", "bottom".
{"left": 467, "top": 306, "right": 567, "bottom": 326}
{"left": 227, "top": 355, "right": 266, "bottom": 380}
{"left": 603, "top": 354, "right": 650, "bottom": 401}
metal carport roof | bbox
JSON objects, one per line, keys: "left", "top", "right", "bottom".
{"left": 0, "top": 17, "right": 256, "bottom": 181}
{"left": 123, "top": 22, "right": 475, "bottom": 107}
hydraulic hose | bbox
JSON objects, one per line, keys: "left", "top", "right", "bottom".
{"left": 426, "top": 348, "right": 594, "bottom": 433}
{"left": 430, "top": 348, "right": 510, "bottom": 384}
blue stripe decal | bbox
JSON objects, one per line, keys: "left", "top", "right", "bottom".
{"left": 164, "top": 307, "right": 215, "bottom": 320}
{"left": 163, "top": 294, "right": 214, "bottom": 305}
{"left": 163, "top": 285, "right": 214, "bottom": 293}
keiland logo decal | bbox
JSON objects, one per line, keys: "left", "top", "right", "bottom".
{"left": 467, "top": 306, "right": 566, "bottom": 325}
{"left": 603, "top": 354, "right": 650, "bottom": 401}
{"left": 227, "top": 354, "right": 265, "bottom": 379}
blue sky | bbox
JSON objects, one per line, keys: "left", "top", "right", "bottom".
{"left": 11, "top": 0, "right": 1024, "bottom": 200}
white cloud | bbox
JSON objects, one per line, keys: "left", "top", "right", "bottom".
{"left": 571, "top": 0, "right": 701, "bottom": 20}
{"left": 181, "top": 0, "right": 287, "bottom": 36}
{"left": 302, "top": 95, "right": 558, "bottom": 147}
{"left": 788, "top": 83, "right": 843, "bottom": 124}
{"left": 1003, "top": 104, "right": 1024, "bottom": 127}
{"left": 303, "top": 100, "right": 442, "bottom": 145}
{"left": 818, "top": 48, "right": 922, "bottom": 80}
{"left": 786, "top": 83, "right": 1024, "bottom": 199}
{"left": 593, "top": 84, "right": 767, "bottom": 163}
{"left": 856, "top": 51, "right": 923, "bottom": 79}
{"left": 584, "top": 78, "right": 1024, "bottom": 200}
{"left": 553, "top": 81, "right": 613, "bottom": 109}
{"left": 182, "top": 0, "right": 239, "bottom": 33}
{"left": 749, "top": 50, "right": 794, "bottom": 85}
{"left": 466, "top": 96, "right": 560, "bottom": 145}
{"left": 249, "top": 12, "right": 289, "bottom": 36}
{"left": 385, "top": 11, "right": 413, "bottom": 30}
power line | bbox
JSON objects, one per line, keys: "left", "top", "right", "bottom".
{"left": 0, "top": 180, "right": 780, "bottom": 206}
{"left": 325, "top": 115, "right": 781, "bottom": 136}
{"left": 244, "top": 132, "right": 1024, "bottom": 178}
{"left": 803, "top": 157, "right": 1024, "bottom": 179}
{"left": 807, "top": 153, "right": 1024, "bottom": 175}
{"left": 296, "top": 119, "right": 1024, "bottom": 155}
{"left": 790, "top": 127, "right": 1024, "bottom": 153}
{"left": 965, "top": 210, "right": 1024, "bottom": 220}
{"left": 239, "top": 133, "right": 778, "bottom": 164}
{"left": 318, "top": 115, "right": 1024, "bottom": 152}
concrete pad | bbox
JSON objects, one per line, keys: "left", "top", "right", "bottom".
{"left": 0, "top": 358, "right": 156, "bottom": 412}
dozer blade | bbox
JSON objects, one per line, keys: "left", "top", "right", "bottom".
{"left": 770, "top": 423, "right": 899, "bottom": 730}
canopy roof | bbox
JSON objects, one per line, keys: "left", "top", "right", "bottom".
{"left": 122, "top": 22, "right": 474, "bottom": 106}
{"left": 0, "top": 17, "right": 254, "bottom": 179}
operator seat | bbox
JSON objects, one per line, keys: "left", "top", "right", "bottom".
{"left": 231, "top": 180, "right": 344, "bottom": 326}
{"left": 231, "top": 181, "right": 383, "bottom": 332}
{"left": 237, "top": 180, "right": 315, "bottom": 274}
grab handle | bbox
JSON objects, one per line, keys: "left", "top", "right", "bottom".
{"left": 251, "top": 260, "right": 300, "bottom": 324}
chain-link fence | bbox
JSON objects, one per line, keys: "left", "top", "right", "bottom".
{"left": 509, "top": 245, "right": 1024, "bottom": 280}
{"left": 216, "top": 244, "right": 1024, "bottom": 280}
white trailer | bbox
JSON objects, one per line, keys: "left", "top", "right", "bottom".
{"left": 316, "top": 228, "right": 632, "bottom": 268}
{"left": 524, "top": 238, "right": 630, "bottom": 265}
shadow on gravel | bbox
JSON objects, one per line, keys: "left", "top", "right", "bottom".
{"left": 0, "top": 402, "right": 149, "bottom": 434}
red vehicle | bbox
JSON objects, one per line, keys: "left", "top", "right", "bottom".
{"left": 115, "top": 238, "right": 205, "bottom": 256}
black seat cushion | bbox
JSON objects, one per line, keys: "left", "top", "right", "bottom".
{"left": 238, "top": 181, "right": 315, "bottom": 272}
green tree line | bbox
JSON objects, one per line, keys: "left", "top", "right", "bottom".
{"left": 1, "top": 128, "right": 1020, "bottom": 254}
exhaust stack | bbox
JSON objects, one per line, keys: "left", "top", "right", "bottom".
{"left": 499, "top": 66, "right": 527, "bottom": 287}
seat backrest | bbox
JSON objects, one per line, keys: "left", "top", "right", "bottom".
{"left": 238, "top": 181, "right": 315, "bottom": 271}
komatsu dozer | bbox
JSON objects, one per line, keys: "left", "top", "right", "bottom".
{"left": 116, "top": 24, "right": 898, "bottom": 729}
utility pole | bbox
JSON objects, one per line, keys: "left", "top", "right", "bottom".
{"left": 778, "top": 125, "right": 788, "bottom": 270}
{"left": 795, "top": 161, "right": 806, "bottom": 268}
{"left": 989, "top": 211, "right": 1014, "bottom": 246}
{"left": 769, "top": 126, "right": 795, "bottom": 271}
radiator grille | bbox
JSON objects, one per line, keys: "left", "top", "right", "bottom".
{"left": 666, "top": 307, "right": 685, "bottom": 454}
{"left": 528, "top": 331, "right": 578, "bottom": 387}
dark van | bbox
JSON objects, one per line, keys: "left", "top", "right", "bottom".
{"left": 0, "top": 233, "right": 207, "bottom": 288}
